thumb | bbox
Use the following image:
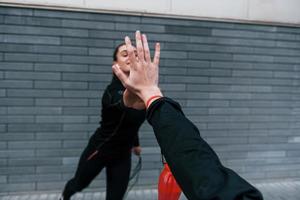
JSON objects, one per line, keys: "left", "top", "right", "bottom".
{"left": 112, "top": 64, "right": 128, "bottom": 86}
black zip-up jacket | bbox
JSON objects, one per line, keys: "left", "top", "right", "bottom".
{"left": 90, "top": 76, "right": 146, "bottom": 155}
{"left": 147, "top": 97, "right": 263, "bottom": 200}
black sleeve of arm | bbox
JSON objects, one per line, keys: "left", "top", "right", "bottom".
{"left": 146, "top": 97, "right": 263, "bottom": 200}
{"left": 133, "top": 134, "right": 140, "bottom": 147}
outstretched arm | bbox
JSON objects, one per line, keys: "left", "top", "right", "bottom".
{"left": 113, "top": 31, "right": 263, "bottom": 200}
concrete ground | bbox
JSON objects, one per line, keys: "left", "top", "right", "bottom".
{"left": 1, "top": 180, "right": 299, "bottom": 200}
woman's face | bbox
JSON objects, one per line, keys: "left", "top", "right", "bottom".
{"left": 114, "top": 45, "right": 137, "bottom": 74}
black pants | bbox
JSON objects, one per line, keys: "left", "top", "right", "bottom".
{"left": 62, "top": 140, "right": 131, "bottom": 200}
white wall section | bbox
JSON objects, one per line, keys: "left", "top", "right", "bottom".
{"left": 0, "top": 0, "right": 299, "bottom": 25}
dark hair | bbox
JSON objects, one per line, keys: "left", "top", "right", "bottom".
{"left": 113, "top": 43, "right": 126, "bottom": 62}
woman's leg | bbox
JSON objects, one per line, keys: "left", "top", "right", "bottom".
{"left": 105, "top": 154, "right": 131, "bottom": 200}
{"left": 62, "top": 142, "right": 105, "bottom": 200}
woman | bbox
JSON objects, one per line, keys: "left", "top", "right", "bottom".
{"left": 60, "top": 43, "right": 146, "bottom": 200}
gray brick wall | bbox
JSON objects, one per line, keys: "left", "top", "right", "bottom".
{"left": 0, "top": 5, "right": 300, "bottom": 194}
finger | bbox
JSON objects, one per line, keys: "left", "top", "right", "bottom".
{"left": 125, "top": 36, "right": 137, "bottom": 69}
{"left": 112, "top": 64, "right": 128, "bottom": 86}
{"left": 135, "top": 30, "right": 145, "bottom": 62}
{"left": 142, "top": 34, "right": 151, "bottom": 63}
{"left": 153, "top": 42, "right": 160, "bottom": 66}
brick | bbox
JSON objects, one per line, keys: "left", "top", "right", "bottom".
{"left": 7, "top": 89, "right": 62, "bottom": 98}
{"left": 276, "top": 41, "right": 300, "bottom": 49}
{"left": 8, "top": 157, "right": 62, "bottom": 167}
{"left": 4, "top": 15, "right": 61, "bottom": 27}
{"left": 0, "top": 142, "right": 6, "bottom": 149}
{"left": 36, "top": 165, "right": 75, "bottom": 174}
{"left": 0, "top": 89, "right": 5, "bottom": 97}
{"left": 63, "top": 107, "right": 100, "bottom": 115}
{"left": 233, "top": 54, "right": 274, "bottom": 63}
{"left": 187, "top": 100, "right": 229, "bottom": 107}
{"left": 147, "top": 33, "right": 190, "bottom": 43}
{"left": 3, "top": 34, "right": 60, "bottom": 45}
{"left": 62, "top": 19, "right": 114, "bottom": 30}
{"left": 116, "top": 23, "right": 165, "bottom": 33}
{"left": 89, "top": 30, "right": 126, "bottom": 39}
{"left": 163, "top": 75, "right": 208, "bottom": 84}
{"left": 164, "top": 91, "right": 208, "bottom": 99}
{"left": 160, "top": 83, "right": 186, "bottom": 91}
{"left": 0, "top": 175, "right": 6, "bottom": 184}
{"left": 253, "top": 47, "right": 300, "bottom": 57}
{"left": 211, "top": 61, "right": 252, "bottom": 70}
{"left": 63, "top": 140, "right": 87, "bottom": 149}
{"left": 230, "top": 85, "right": 272, "bottom": 93}
{"left": 209, "top": 108, "right": 250, "bottom": 115}
{"left": 36, "top": 98, "right": 88, "bottom": 107}
{"left": 88, "top": 48, "right": 114, "bottom": 56}
{"left": 5, "top": 53, "right": 60, "bottom": 63}
{"left": 34, "top": 9, "right": 88, "bottom": 19}
{"left": 160, "top": 67, "right": 187, "bottom": 75}
{"left": 9, "top": 174, "right": 61, "bottom": 183}
{"left": 8, "top": 124, "right": 61, "bottom": 132}
{"left": 210, "top": 92, "right": 251, "bottom": 100}
{"left": 0, "top": 116, "right": 35, "bottom": 123}
{"left": 63, "top": 73, "right": 111, "bottom": 82}
{"left": 212, "top": 29, "right": 276, "bottom": 40}
{"left": 188, "top": 52, "right": 233, "bottom": 61}
{"left": 161, "top": 50, "right": 187, "bottom": 59}
{"left": 63, "top": 124, "right": 97, "bottom": 132}
{"left": 0, "top": 80, "right": 33, "bottom": 88}
{"left": 0, "top": 62, "right": 33, "bottom": 71}
{"left": 187, "top": 68, "right": 231, "bottom": 77}
{"left": 61, "top": 55, "right": 111, "bottom": 65}
{"left": 34, "top": 81, "right": 88, "bottom": 90}
{"left": 0, "top": 149, "right": 35, "bottom": 158}
{"left": 249, "top": 136, "right": 287, "bottom": 144}
{"left": 274, "top": 71, "right": 300, "bottom": 79}
{"left": 8, "top": 107, "right": 62, "bottom": 115}
{"left": 0, "top": 7, "right": 33, "bottom": 16}
{"left": 248, "top": 151, "right": 286, "bottom": 158}
{"left": 34, "top": 45, "right": 88, "bottom": 55}
{"left": 1, "top": 133, "right": 35, "bottom": 141}
{"left": 0, "top": 124, "right": 6, "bottom": 132}
{"left": 165, "top": 25, "right": 211, "bottom": 36}
{"left": 36, "top": 116, "right": 88, "bottom": 123}
{"left": 232, "top": 70, "right": 273, "bottom": 78}
{"left": 0, "top": 183, "right": 35, "bottom": 192}
{"left": 62, "top": 37, "right": 114, "bottom": 48}
{"left": 89, "top": 65, "right": 115, "bottom": 74}
{"left": 0, "top": 165, "right": 35, "bottom": 175}
{"left": 36, "top": 149, "right": 81, "bottom": 158}
{"left": 5, "top": 71, "right": 60, "bottom": 80}
{"left": 36, "top": 132, "right": 87, "bottom": 140}
{"left": 8, "top": 141, "right": 60, "bottom": 149}
{"left": 35, "top": 63, "right": 89, "bottom": 72}
{"left": 0, "top": 98, "right": 34, "bottom": 106}
{"left": 63, "top": 90, "right": 100, "bottom": 98}
{"left": 2, "top": 23, "right": 88, "bottom": 37}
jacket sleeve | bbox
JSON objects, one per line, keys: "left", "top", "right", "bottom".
{"left": 132, "top": 134, "right": 140, "bottom": 147}
{"left": 147, "top": 97, "right": 263, "bottom": 200}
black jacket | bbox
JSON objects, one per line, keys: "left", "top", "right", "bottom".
{"left": 90, "top": 76, "right": 146, "bottom": 155}
{"left": 147, "top": 97, "right": 263, "bottom": 200}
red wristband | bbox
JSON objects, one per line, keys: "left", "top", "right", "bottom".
{"left": 146, "top": 95, "right": 162, "bottom": 108}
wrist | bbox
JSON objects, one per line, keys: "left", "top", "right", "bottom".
{"left": 139, "top": 87, "right": 163, "bottom": 108}
{"left": 139, "top": 87, "right": 163, "bottom": 102}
